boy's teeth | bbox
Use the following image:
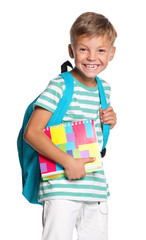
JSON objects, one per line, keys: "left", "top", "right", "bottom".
{"left": 85, "top": 65, "right": 98, "bottom": 69}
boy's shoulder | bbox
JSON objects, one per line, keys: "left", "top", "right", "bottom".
{"left": 47, "top": 75, "right": 65, "bottom": 86}
{"left": 99, "top": 77, "right": 110, "bottom": 86}
{"left": 46, "top": 75, "right": 66, "bottom": 92}
{"left": 99, "top": 77, "right": 111, "bottom": 92}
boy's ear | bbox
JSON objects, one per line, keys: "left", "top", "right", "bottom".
{"left": 68, "top": 44, "right": 74, "bottom": 58}
{"left": 109, "top": 46, "right": 116, "bottom": 61}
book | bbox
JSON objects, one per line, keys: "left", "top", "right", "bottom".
{"left": 39, "top": 119, "right": 102, "bottom": 180}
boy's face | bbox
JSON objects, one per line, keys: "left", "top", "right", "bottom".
{"left": 69, "top": 34, "right": 116, "bottom": 86}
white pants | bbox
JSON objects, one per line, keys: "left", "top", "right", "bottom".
{"left": 42, "top": 199, "right": 108, "bottom": 240}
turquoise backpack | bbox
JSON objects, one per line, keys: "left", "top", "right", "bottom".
{"left": 17, "top": 62, "right": 110, "bottom": 205}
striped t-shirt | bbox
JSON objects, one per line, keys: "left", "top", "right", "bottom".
{"left": 34, "top": 75, "right": 111, "bottom": 202}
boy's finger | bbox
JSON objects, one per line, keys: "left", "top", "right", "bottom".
{"left": 103, "top": 106, "right": 113, "bottom": 114}
{"left": 103, "top": 110, "right": 116, "bottom": 119}
{"left": 102, "top": 114, "right": 115, "bottom": 121}
{"left": 80, "top": 157, "right": 96, "bottom": 164}
{"left": 99, "top": 108, "right": 103, "bottom": 115}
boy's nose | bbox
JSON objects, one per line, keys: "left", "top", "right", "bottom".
{"left": 87, "top": 51, "right": 97, "bottom": 61}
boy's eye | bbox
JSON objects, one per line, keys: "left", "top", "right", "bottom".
{"left": 80, "top": 48, "right": 87, "bottom": 52}
{"left": 98, "top": 49, "right": 105, "bottom": 53}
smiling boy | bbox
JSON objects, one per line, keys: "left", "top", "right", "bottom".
{"left": 24, "top": 12, "right": 117, "bottom": 240}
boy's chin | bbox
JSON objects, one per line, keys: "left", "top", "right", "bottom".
{"left": 81, "top": 71, "right": 99, "bottom": 79}
{"left": 72, "top": 67, "right": 99, "bottom": 80}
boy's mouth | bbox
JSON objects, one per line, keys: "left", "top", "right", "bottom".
{"left": 83, "top": 64, "right": 99, "bottom": 70}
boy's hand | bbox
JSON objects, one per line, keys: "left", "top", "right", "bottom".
{"left": 99, "top": 106, "right": 117, "bottom": 129}
{"left": 64, "top": 157, "right": 95, "bottom": 180}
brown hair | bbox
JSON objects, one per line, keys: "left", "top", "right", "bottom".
{"left": 70, "top": 12, "right": 117, "bottom": 47}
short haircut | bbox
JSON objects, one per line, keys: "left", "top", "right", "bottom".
{"left": 70, "top": 12, "right": 117, "bottom": 47}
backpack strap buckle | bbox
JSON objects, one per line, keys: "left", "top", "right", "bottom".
{"left": 100, "top": 148, "right": 106, "bottom": 158}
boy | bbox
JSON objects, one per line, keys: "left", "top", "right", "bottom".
{"left": 24, "top": 12, "right": 117, "bottom": 240}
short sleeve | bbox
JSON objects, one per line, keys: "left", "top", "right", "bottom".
{"left": 34, "top": 76, "right": 65, "bottom": 113}
{"left": 100, "top": 79, "right": 111, "bottom": 107}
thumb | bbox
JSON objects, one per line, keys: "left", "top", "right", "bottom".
{"left": 99, "top": 108, "right": 104, "bottom": 123}
{"left": 99, "top": 107, "right": 103, "bottom": 116}
{"left": 81, "top": 157, "right": 96, "bottom": 165}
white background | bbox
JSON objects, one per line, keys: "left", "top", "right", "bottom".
{"left": 0, "top": 0, "right": 146, "bottom": 239}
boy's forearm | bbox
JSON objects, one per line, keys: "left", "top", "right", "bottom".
{"left": 24, "top": 128, "right": 72, "bottom": 169}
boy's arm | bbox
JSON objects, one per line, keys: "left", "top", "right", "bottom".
{"left": 100, "top": 106, "right": 117, "bottom": 129}
{"left": 24, "top": 107, "right": 95, "bottom": 180}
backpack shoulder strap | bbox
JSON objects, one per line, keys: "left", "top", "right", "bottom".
{"left": 46, "top": 71, "right": 74, "bottom": 127}
{"left": 95, "top": 76, "right": 110, "bottom": 152}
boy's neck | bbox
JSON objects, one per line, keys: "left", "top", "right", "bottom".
{"left": 71, "top": 68, "right": 97, "bottom": 88}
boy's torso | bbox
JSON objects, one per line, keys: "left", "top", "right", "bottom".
{"left": 35, "top": 75, "right": 111, "bottom": 202}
